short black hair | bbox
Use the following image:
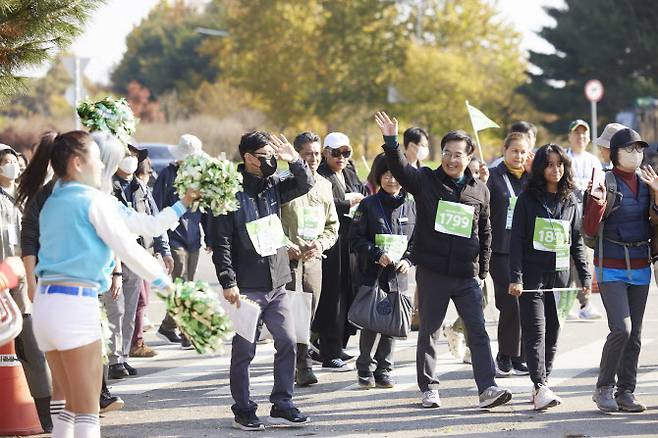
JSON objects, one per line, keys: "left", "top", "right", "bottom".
{"left": 293, "top": 131, "right": 320, "bottom": 152}
{"left": 440, "top": 130, "right": 475, "bottom": 155}
{"left": 403, "top": 127, "right": 429, "bottom": 148}
{"left": 510, "top": 121, "right": 537, "bottom": 136}
{"left": 369, "top": 153, "right": 390, "bottom": 187}
{"left": 238, "top": 131, "right": 272, "bottom": 158}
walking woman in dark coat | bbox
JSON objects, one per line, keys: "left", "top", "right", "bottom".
{"left": 313, "top": 132, "right": 368, "bottom": 371}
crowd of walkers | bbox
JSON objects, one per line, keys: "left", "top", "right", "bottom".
{"left": 1, "top": 109, "right": 655, "bottom": 436}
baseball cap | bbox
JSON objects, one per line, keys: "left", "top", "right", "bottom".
{"left": 609, "top": 128, "right": 648, "bottom": 150}
{"left": 169, "top": 134, "right": 203, "bottom": 161}
{"left": 569, "top": 119, "right": 590, "bottom": 132}
{"left": 323, "top": 132, "right": 351, "bottom": 149}
{"left": 593, "top": 123, "right": 626, "bottom": 149}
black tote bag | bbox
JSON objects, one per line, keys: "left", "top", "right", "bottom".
{"left": 347, "top": 271, "right": 413, "bottom": 338}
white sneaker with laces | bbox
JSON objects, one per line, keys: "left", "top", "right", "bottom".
{"left": 532, "top": 385, "right": 562, "bottom": 410}
{"left": 421, "top": 390, "right": 441, "bottom": 408}
{"left": 579, "top": 302, "right": 603, "bottom": 320}
{"left": 479, "top": 386, "right": 512, "bottom": 409}
{"left": 442, "top": 324, "right": 466, "bottom": 361}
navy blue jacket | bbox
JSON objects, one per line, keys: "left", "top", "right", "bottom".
{"left": 152, "top": 163, "right": 202, "bottom": 252}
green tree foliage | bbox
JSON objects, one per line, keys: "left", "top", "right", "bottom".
{"left": 521, "top": 0, "right": 658, "bottom": 133}
{"left": 111, "top": 0, "right": 221, "bottom": 97}
{"left": 0, "top": 0, "right": 102, "bottom": 97}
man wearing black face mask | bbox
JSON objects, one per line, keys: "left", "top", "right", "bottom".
{"left": 207, "top": 130, "right": 314, "bottom": 431}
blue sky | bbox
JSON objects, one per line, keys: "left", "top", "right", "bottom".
{"left": 64, "top": 0, "right": 565, "bottom": 85}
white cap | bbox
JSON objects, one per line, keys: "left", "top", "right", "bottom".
{"left": 0, "top": 143, "right": 17, "bottom": 155}
{"left": 594, "top": 123, "right": 627, "bottom": 149}
{"left": 323, "top": 132, "right": 350, "bottom": 149}
{"left": 170, "top": 134, "right": 203, "bottom": 161}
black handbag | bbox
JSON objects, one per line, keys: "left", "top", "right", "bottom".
{"left": 347, "top": 270, "right": 413, "bottom": 338}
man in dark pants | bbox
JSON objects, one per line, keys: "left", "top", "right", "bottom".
{"left": 375, "top": 111, "right": 511, "bottom": 410}
{"left": 208, "top": 131, "right": 314, "bottom": 431}
{"left": 154, "top": 135, "right": 204, "bottom": 350}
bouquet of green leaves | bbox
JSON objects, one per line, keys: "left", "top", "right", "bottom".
{"left": 173, "top": 153, "right": 243, "bottom": 216}
{"left": 77, "top": 97, "right": 138, "bottom": 145}
{"left": 157, "top": 280, "right": 232, "bottom": 354}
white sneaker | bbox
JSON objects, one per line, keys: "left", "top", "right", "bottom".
{"left": 462, "top": 348, "right": 472, "bottom": 364}
{"left": 421, "top": 390, "right": 441, "bottom": 408}
{"left": 566, "top": 309, "right": 580, "bottom": 320}
{"left": 442, "top": 324, "right": 466, "bottom": 361}
{"left": 579, "top": 302, "right": 603, "bottom": 320}
{"left": 532, "top": 385, "right": 562, "bottom": 410}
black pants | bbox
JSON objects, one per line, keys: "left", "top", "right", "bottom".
{"left": 518, "top": 272, "right": 561, "bottom": 387}
{"left": 490, "top": 254, "right": 521, "bottom": 358}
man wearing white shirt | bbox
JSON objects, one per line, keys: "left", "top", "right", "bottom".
{"left": 566, "top": 119, "right": 603, "bottom": 320}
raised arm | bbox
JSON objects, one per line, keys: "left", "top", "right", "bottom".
{"left": 272, "top": 134, "right": 315, "bottom": 205}
{"left": 375, "top": 111, "right": 423, "bottom": 195}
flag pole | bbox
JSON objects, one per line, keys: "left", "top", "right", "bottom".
{"left": 465, "top": 100, "right": 485, "bottom": 160}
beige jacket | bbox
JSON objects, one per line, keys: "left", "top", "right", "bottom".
{"left": 281, "top": 173, "right": 339, "bottom": 255}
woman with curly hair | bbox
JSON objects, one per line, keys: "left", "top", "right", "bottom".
{"left": 508, "top": 144, "right": 591, "bottom": 411}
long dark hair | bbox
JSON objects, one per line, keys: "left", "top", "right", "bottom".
{"left": 526, "top": 143, "right": 575, "bottom": 201}
{"left": 16, "top": 130, "right": 93, "bottom": 206}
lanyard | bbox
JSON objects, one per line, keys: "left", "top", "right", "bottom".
{"left": 377, "top": 194, "right": 405, "bottom": 235}
{"left": 502, "top": 174, "right": 517, "bottom": 197}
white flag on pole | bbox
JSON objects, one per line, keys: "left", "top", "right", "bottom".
{"left": 466, "top": 101, "right": 500, "bottom": 132}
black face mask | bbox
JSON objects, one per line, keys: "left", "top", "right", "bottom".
{"left": 258, "top": 156, "right": 277, "bottom": 178}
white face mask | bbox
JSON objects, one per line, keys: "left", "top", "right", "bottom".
{"left": 118, "top": 156, "right": 138, "bottom": 175}
{"left": 0, "top": 162, "right": 20, "bottom": 180}
{"left": 617, "top": 149, "right": 643, "bottom": 170}
{"left": 416, "top": 145, "right": 429, "bottom": 161}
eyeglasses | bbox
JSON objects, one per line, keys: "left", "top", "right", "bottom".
{"left": 441, "top": 150, "right": 466, "bottom": 160}
{"left": 623, "top": 144, "right": 645, "bottom": 153}
{"left": 330, "top": 149, "right": 352, "bottom": 158}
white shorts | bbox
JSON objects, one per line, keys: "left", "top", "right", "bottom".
{"left": 32, "top": 288, "right": 102, "bottom": 352}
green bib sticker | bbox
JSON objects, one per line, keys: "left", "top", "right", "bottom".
{"left": 246, "top": 214, "right": 287, "bottom": 257}
{"left": 375, "top": 234, "right": 408, "bottom": 263}
{"left": 299, "top": 206, "right": 324, "bottom": 241}
{"left": 533, "top": 218, "right": 570, "bottom": 252}
{"left": 434, "top": 201, "right": 475, "bottom": 238}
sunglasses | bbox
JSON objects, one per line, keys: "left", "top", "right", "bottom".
{"left": 330, "top": 148, "right": 352, "bottom": 158}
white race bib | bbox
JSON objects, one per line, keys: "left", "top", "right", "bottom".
{"left": 375, "top": 234, "right": 408, "bottom": 263}
{"left": 299, "top": 206, "right": 324, "bottom": 241}
{"left": 245, "top": 214, "right": 287, "bottom": 257}
{"left": 434, "top": 200, "right": 475, "bottom": 238}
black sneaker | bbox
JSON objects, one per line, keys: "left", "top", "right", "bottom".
{"left": 123, "top": 362, "right": 138, "bottom": 377}
{"left": 233, "top": 411, "right": 265, "bottom": 431}
{"left": 358, "top": 374, "right": 375, "bottom": 389}
{"left": 99, "top": 392, "right": 125, "bottom": 413}
{"left": 180, "top": 336, "right": 195, "bottom": 351}
{"left": 340, "top": 351, "right": 355, "bottom": 362}
{"left": 495, "top": 353, "right": 513, "bottom": 377}
{"left": 375, "top": 374, "right": 394, "bottom": 389}
{"left": 512, "top": 359, "right": 529, "bottom": 376}
{"left": 295, "top": 368, "right": 318, "bottom": 387}
{"left": 157, "top": 327, "right": 182, "bottom": 344}
{"left": 269, "top": 406, "right": 310, "bottom": 426}
{"left": 108, "top": 363, "right": 129, "bottom": 380}
{"left": 308, "top": 349, "right": 322, "bottom": 365}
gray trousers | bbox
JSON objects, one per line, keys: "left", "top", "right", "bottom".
{"left": 416, "top": 266, "right": 496, "bottom": 394}
{"left": 356, "top": 329, "right": 395, "bottom": 377}
{"left": 230, "top": 287, "right": 296, "bottom": 415}
{"left": 596, "top": 281, "right": 649, "bottom": 392}
{"left": 101, "top": 265, "right": 142, "bottom": 365}
{"left": 287, "top": 258, "right": 322, "bottom": 371}
{"left": 15, "top": 314, "right": 51, "bottom": 398}
{"left": 161, "top": 247, "right": 200, "bottom": 331}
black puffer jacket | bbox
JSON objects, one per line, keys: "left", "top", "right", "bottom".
{"left": 208, "top": 159, "right": 314, "bottom": 291}
{"left": 349, "top": 190, "right": 416, "bottom": 292}
{"left": 382, "top": 137, "right": 491, "bottom": 279}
